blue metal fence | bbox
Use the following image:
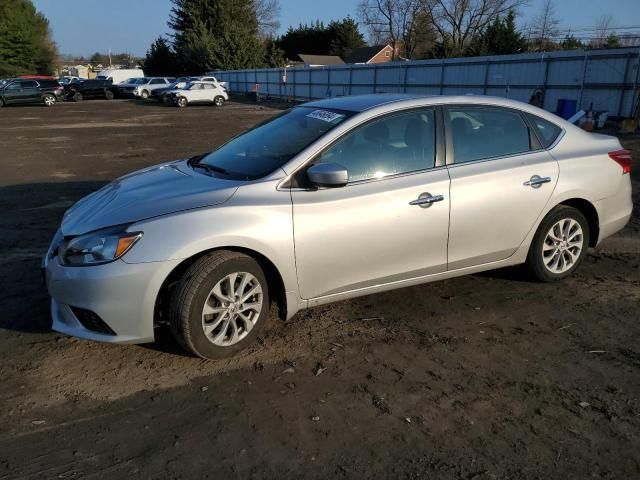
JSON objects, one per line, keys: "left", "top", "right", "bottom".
{"left": 211, "top": 47, "right": 640, "bottom": 117}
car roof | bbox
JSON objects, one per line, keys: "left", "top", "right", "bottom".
{"left": 303, "top": 94, "right": 428, "bottom": 112}
{"left": 303, "top": 93, "right": 578, "bottom": 131}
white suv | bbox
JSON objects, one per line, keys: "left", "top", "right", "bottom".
{"left": 166, "top": 81, "right": 228, "bottom": 108}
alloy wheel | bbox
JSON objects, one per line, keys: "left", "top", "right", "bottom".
{"left": 541, "top": 218, "right": 584, "bottom": 274}
{"left": 201, "top": 272, "right": 263, "bottom": 347}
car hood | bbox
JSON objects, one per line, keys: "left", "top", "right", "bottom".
{"left": 61, "top": 160, "right": 241, "bottom": 236}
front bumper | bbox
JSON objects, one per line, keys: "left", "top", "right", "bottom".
{"left": 43, "top": 248, "right": 181, "bottom": 344}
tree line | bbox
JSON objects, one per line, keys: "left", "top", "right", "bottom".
{"left": 0, "top": 0, "right": 630, "bottom": 79}
{"left": 144, "top": 0, "right": 630, "bottom": 76}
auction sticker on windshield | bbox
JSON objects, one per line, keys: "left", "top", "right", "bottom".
{"left": 306, "top": 110, "right": 346, "bottom": 123}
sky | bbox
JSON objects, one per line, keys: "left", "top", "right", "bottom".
{"left": 31, "top": 0, "right": 640, "bottom": 57}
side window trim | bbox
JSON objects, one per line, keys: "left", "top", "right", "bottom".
{"left": 444, "top": 104, "right": 543, "bottom": 166}
{"left": 525, "top": 113, "right": 564, "bottom": 150}
{"left": 291, "top": 106, "right": 444, "bottom": 189}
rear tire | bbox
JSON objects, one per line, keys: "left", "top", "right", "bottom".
{"left": 169, "top": 251, "right": 270, "bottom": 360}
{"left": 105, "top": 90, "right": 114, "bottom": 100}
{"left": 526, "top": 205, "right": 590, "bottom": 282}
{"left": 0, "top": 97, "right": 5, "bottom": 107}
{"left": 43, "top": 94, "right": 56, "bottom": 106}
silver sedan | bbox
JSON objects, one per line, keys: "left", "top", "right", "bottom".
{"left": 42, "top": 94, "right": 633, "bottom": 359}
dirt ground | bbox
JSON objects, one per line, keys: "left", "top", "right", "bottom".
{"left": 0, "top": 99, "right": 638, "bottom": 479}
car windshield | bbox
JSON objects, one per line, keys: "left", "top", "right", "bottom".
{"left": 195, "top": 107, "right": 353, "bottom": 180}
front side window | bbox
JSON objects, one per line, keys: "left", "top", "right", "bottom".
{"left": 5, "top": 81, "right": 20, "bottom": 90}
{"left": 447, "top": 107, "right": 531, "bottom": 163}
{"left": 314, "top": 109, "right": 436, "bottom": 182}
{"left": 150, "top": 79, "right": 164, "bottom": 85}
{"left": 20, "top": 81, "right": 38, "bottom": 88}
{"left": 196, "top": 107, "right": 352, "bottom": 180}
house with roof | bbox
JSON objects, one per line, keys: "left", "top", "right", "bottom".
{"left": 297, "top": 54, "right": 345, "bottom": 67}
{"left": 345, "top": 45, "right": 395, "bottom": 64}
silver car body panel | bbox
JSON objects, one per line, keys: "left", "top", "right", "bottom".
{"left": 44, "top": 94, "right": 633, "bottom": 344}
{"left": 61, "top": 160, "right": 241, "bottom": 236}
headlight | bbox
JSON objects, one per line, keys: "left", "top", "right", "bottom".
{"left": 59, "top": 226, "right": 142, "bottom": 266}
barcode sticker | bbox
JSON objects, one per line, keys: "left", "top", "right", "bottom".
{"left": 306, "top": 110, "right": 345, "bottom": 123}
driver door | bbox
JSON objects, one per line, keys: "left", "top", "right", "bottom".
{"left": 291, "top": 108, "right": 450, "bottom": 300}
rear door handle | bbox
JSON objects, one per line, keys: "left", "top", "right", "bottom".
{"left": 409, "top": 192, "right": 444, "bottom": 208}
{"left": 523, "top": 175, "right": 551, "bottom": 188}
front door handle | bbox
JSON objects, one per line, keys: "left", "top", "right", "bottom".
{"left": 409, "top": 192, "right": 444, "bottom": 208}
{"left": 524, "top": 175, "right": 551, "bottom": 188}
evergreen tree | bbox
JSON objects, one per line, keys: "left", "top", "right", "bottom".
{"left": 169, "top": 0, "right": 265, "bottom": 72}
{"left": 143, "top": 37, "right": 180, "bottom": 76}
{"left": 328, "top": 17, "right": 366, "bottom": 59}
{"left": 263, "top": 37, "right": 286, "bottom": 67}
{"left": 276, "top": 21, "right": 332, "bottom": 59}
{"left": 560, "top": 34, "right": 583, "bottom": 50}
{"left": 276, "top": 17, "right": 366, "bottom": 61}
{"left": 473, "top": 10, "right": 526, "bottom": 56}
{"left": 0, "top": 0, "right": 57, "bottom": 76}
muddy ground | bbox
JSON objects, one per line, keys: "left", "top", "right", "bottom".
{"left": 0, "top": 99, "right": 638, "bottom": 479}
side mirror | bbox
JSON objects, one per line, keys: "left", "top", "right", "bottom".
{"left": 307, "top": 163, "right": 349, "bottom": 188}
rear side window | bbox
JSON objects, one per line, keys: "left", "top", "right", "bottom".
{"left": 447, "top": 107, "right": 531, "bottom": 163}
{"left": 527, "top": 114, "right": 562, "bottom": 148}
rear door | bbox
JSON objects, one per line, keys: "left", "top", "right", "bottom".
{"left": 445, "top": 105, "right": 559, "bottom": 270}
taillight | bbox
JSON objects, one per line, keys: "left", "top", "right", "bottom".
{"left": 609, "top": 149, "right": 632, "bottom": 174}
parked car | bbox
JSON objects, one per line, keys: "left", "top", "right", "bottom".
{"left": 95, "top": 68, "right": 145, "bottom": 85}
{"left": 116, "top": 77, "right": 147, "bottom": 97}
{"left": 65, "top": 79, "right": 114, "bottom": 101}
{"left": 42, "top": 94, "right": 633, "bottom": 359}
{"left": 166, "top": 81, "right": 228, "bottom": 107}
{"left": 58, "top": 76, "right": 83, "bottom": 86}
{"left": 0, "top": 78, "right": 64, "bottom": 107}
{"left": 149, "top": 77, "right": 196, "bottom": 102}
{"left": 132, "top": 77, "right": 175, "bottom": 99}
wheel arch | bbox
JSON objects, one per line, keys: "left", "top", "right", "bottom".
{"left": 154, "top": 246, "right": 288, "bottom": 329}
{"left": 557, "top": 197, "right": 600, "bottom": 247}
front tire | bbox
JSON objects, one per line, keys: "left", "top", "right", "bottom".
{"left": 169, "top": 251, "right": 270, "bottom": 360}
{"left": 213, "top": 95, "right": 225, "bottom": 107}
{"left": 141, "top": 90, "right": 149, "bottom": 99}
{"left": 105, "top": 90, "right": 114, "bottom": 100}
{"left": 73, "top": 92, "right": 83, "bottom": 102}
{"left": 526, "top": 205, "right": 590, "bottom": 282}
{"left": 176, "top": 96, "right": 188, "bottom": 108}
{"left": 0, "top": 97, "right": 5, "bottom": 107}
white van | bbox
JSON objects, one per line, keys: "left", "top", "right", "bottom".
{"left": 95, "top": 69, "right": 145, "bottom": 85}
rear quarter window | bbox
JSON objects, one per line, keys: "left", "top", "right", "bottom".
{"left": 527, "top": 114, "right": 562, "bottom": 148}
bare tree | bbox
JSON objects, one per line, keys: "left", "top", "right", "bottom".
{"left": 423, "top": 0, "right": 527, "bottom": 56}
{"left": 593, "top": 14, "right": 614, "bottom": 47}
{"left": 358, "top": 0, "right": 425, "bottom": 59}
{"left": 253, "top": 0, "right": 281, "bottom": 38}
{"left": 529, "top": 0, "right": 560, "bottom": 49}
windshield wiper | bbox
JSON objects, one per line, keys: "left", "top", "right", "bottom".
{"left": 191, "top": 163, "right": 229, "bottom": 176}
